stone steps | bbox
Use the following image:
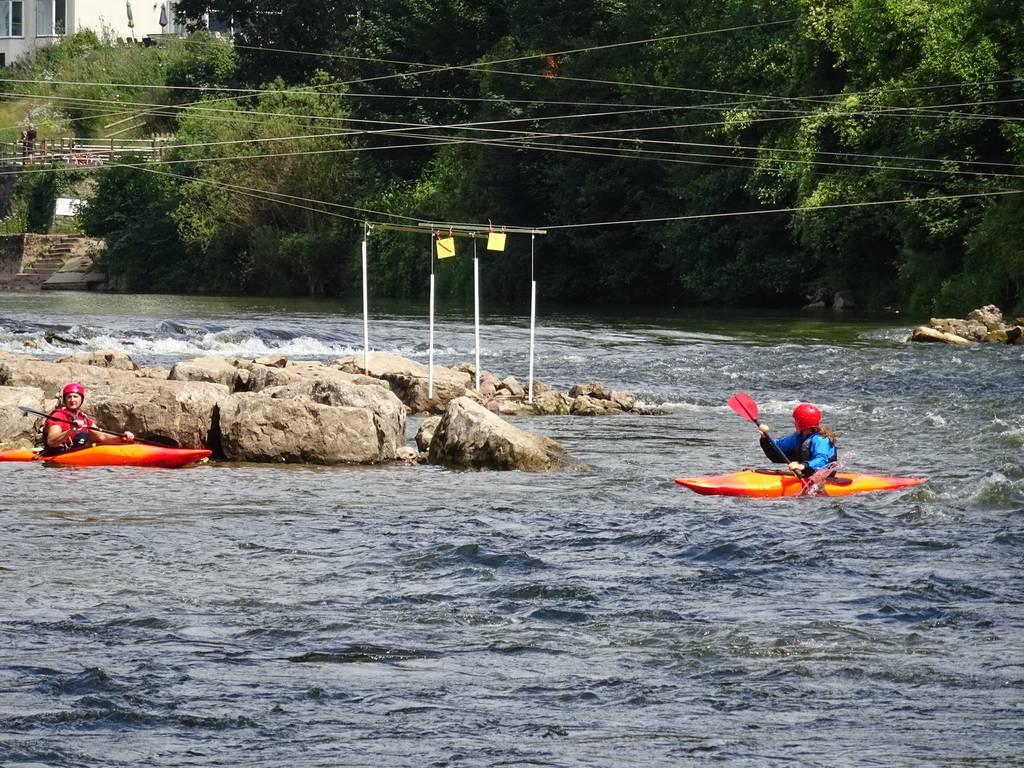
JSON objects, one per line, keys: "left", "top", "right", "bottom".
{"left": 8, "top": 236, "right": 90, "bottom": 288}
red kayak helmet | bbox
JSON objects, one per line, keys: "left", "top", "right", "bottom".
{"left": 792, "top": 403, "right": 821, "bottom": 430}
{"left": 62, "top": 382, "right": 85, "bottom": 401}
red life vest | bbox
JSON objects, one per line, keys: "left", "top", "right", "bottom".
{"left": 45, "top": 407, "right": 94, "bottom": 450}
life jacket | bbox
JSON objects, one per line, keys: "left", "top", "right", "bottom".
{"left": 796, "top": 429, "right": 838, "bottom": 465}
{"left": 42, "top": 407, "right": 94, "bottom": 453}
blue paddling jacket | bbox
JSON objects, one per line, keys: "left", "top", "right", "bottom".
{"left": 760, "top": 429, "right": 838, "bottom": 475}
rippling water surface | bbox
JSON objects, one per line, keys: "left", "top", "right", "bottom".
{"left": 1, "top": 292, "right": 1022, "bottom": 766}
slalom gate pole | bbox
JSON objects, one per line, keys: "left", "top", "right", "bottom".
{"left": 473, "top": 239, "right": 481, "bottom": 392}
{"left": 361, "top": 234, "right": 370, "bottom": 374}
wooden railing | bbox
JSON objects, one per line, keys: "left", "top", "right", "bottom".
{"left": 0, "top": 136, "right": 174, "bottom": 168}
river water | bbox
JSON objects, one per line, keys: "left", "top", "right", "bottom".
{"left": 1, "top": 292, "right": 1021, "bottom": 767}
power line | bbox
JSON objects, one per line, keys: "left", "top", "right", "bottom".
{"left": 540, "top": 189, "right": 1024, "bottom": 230}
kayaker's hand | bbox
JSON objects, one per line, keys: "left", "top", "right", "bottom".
{"left": 758, "top": 423, "right": 770, "bottom": 436}
{"left": 788, "top": 461, "right": 805, "bottom": 472}
{"left": 123, "top": 431, "right": 135, "bottom": 443}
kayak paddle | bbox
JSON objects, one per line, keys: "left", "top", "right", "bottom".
{"left": 18, "top": 406, "right": 179, "bottom": 448}
{"left": 726, "top": 392, "right": 792, "bottom": 465}
{"left": 726, "top": 392, "right": 808, "bottom": 489}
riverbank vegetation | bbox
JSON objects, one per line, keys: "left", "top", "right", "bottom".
{"left": 1, "top": 1, "right": 1020, "bottom": 313}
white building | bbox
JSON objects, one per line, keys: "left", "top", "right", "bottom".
{"left": 0, "top": 0, "right": 188, "bottom": 65}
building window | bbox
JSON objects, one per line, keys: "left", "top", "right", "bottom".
{"left": 0, "top": 1, "right": 24, "bottom": 37}
{"left": 37, "top": 0, "right": 66, "bottom": 36}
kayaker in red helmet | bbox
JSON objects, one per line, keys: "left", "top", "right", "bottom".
{"left": 758, "top": 403, "right": 838, "bottom": 477}
{"left": 43, "top": 382, "right": 134, "bottom": 454}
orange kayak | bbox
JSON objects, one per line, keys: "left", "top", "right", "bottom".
{"left": 675, "top": 469, "right": 926, "bottom": 497}
{"left": 0, "top": 444, "right": 212, "bottom": 468}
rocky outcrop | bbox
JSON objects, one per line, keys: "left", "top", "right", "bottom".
{"left": 427, "top": 396, "right": 585, "bottom": 472}
{"left": 0, "top": 352, "right": 407, "bottom": 464}
{"left": 336, "top": 351, "right": 476, "bottom": 414}
{"left": 0, "top": 349, "right": 643, "bottom": 468}
{"left": 910, "top": 305, "right": 1023, "bottom": 345}
{"left": 337, "top": 353, "right": 661, "bottom": 417}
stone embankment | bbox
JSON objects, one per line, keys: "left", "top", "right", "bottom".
{"left": 910, "top": 304, "right": 1023, "bottom": 345}
{"left": 0, "top": 350, "right": 656, "bottom": 471}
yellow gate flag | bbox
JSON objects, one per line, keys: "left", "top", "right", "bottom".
{"left": 436, "top": 236, "right": 456, "bottom": 259}
{"left": 486, "top": 231, "right": 506, "bottom": 251}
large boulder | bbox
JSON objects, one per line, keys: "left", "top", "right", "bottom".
{"left": 57, "top": 349, "right": 139, "bottom": 371}
{"left": 569, "top": 381, "right": 606, "bottom": 399}
{"left": 247, "top": 361, "right": 388, "bottom": 394}
{"left": 169, "top": 356, "right": 247, "bottom": 389}
{"left": 967, "top": 304, "right": 1005, "bottom": 331}
{"left": 0, "top": 357, "right": 140, "bottom": 399}
{"left": 427, "top": 396, "right": 585, "bottom": 471}
{"left": 928, "top": 317, "right": 987, "bottom": 341}
{"left": 526, "top": 390, "right": 572, "bottom": 416}
{"left": 415, "top": 415, "right": 442, "bottom": 452}
{"left": 87, "top": 380, "right": 230, "bottom": 450}
{"left": 218, "top": 392, "right": 395, "bottom": 464}
{"left": 833, "top": 290, "right": 857, "bottom": 310}
{"left": 262, "top": 377, "right": 406, "bottom": 459}
{"left": 336, "top": 351, "right": 474, "bottom": 414}
{"left": 571, "top": 394, "right": 623, "bottom": 416}
{"left": 0, "top": 386, "right": 45, "bottom": 448}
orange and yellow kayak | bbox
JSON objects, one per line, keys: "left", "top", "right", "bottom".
{"left": 0, "top": 444, "right": 212, "bottom": 468}
{"left": 675, "top": 469, "right": 925, "bottom": 497}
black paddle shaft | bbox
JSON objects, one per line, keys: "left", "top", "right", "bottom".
{"left": 17, "top": 406, "right": 176, "bottom": 448}
{"left": 19, "top": 405, "right": 131, "bottom": 439}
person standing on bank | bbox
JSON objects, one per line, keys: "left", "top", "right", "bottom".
{"left": 758, "top": 403, "right": 837, "bottom": 477}
{"left": 44, "top": 382, "right": 134, "bottom": 454}
{"left": 24, "top": 123, "right": 36, "bottom": 164}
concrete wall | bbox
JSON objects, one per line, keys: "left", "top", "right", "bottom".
{"left": 0, "top": 234, "right": 26, "bottom": 278}
{"left": 0, "top": 233, "right": 76, "bottom": 275}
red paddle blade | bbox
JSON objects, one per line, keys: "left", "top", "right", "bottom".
{"left": 726, "top": 392, "right": 759, "bottom": 422}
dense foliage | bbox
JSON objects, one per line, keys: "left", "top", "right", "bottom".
{"left": 6, "top": 1, "right": 1021, "bottom": 312}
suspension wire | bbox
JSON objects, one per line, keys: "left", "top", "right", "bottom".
{"left": 540, "top": 189, "right": 1024, "bottom": 230}
{"left": 0, "top": 30, "right": 1018, "bottom": 233}
{"left": 127, "top": 164, "right": 416, "bottom": 224}
{"left": 3, "top": 86, "right": 1018, "bottom": 181}
{"left": 6, "top": 70, "right": 1021, "bottom": 128}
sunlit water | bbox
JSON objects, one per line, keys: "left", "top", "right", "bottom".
{"left": 1, "top": 292, "right": 1021, "bottom": 766}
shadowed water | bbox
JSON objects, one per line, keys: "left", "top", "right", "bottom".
{"left": 1, "top": 292, "right": 1021, "bottom": 766}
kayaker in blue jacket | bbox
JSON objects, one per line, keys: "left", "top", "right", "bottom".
{"left": 758, "top": 403, "right": 837, "bottom": 477}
